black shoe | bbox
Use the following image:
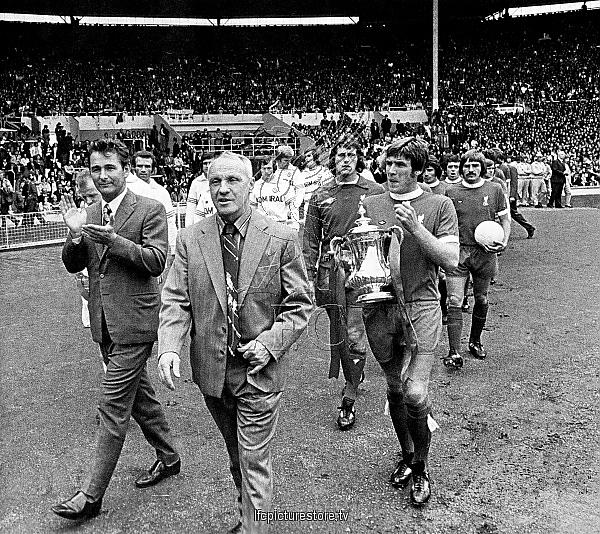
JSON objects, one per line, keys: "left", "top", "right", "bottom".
{"left": 135, "top": 458, "right": 181, "bottom": 488}
{"left": 410, "top": 471, "right": 431, "bottom": 506}
{"left": 51, "top": 492, "right": 102, "bottom": 520}
{"left": 461, "top": 298, "right": 469, "bottom": 313}
{"left": 490, "top": 278, "right": 496, "bottom": 285}
{"left": 469, "top": 340, "right": 487, "bottom": 360}
{"left": 337, "top": 398, "right": 356, "bottom": 430}
{"left": 442, "top": 350, "right": 463, "bottom": 369}
{"left": 228, "top": 520, "right": 242, "bottom": 534}
{"left": 390, "top": 457, "right": 413, "bottom": 488}
{"left": 527, "top": 227, "right": 535, "bottom": 239}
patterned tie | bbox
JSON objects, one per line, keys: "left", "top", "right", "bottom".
{"left": 103, "top": 204, "right": 113, "bottom": 226}
{"left": 221, "top": 223, "right": 241, "bottom": 357}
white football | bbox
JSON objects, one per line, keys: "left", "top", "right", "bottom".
{"left": 474, "top": 220, "right": 504, "bottom": 247}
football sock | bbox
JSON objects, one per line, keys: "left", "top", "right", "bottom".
{"left": 447, "top": 306, "right": 463, "bottom": 352}
{"left": 470, "top": 301, "right": 489, "bottom": 342}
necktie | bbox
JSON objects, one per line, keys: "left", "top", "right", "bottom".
{"left": 221, "top": 223, "right": 241, "bottom": 356}
{"left": 103, "top": 204, "right": 113, "bottom": 226}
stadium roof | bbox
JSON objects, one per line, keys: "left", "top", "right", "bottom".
{"left": 0, "top": 0, "right": 586, "bottom": 19}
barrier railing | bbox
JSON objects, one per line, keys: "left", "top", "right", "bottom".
{"left": 189, "top": 136, "right": 299, "bottom": 158}
{"left": 0, "top": 203, "right": 189, "bottom": 250}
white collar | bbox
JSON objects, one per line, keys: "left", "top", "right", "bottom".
{"left": 461, "top": 179, "right": 485, "bottom": 189}
{"left": 389, "top": 187, "right": 424, "bottom": 201}
{"left": 102, "top": 187, "right": 128, "bottom": 215}
{"left": 336, "top": 176, "right": 360, "bottom": 185}
{"left": 426, "top": 179, "right": 440, "bottom": 188}
{"left": 445, "top": 177, "right": 461, "bottom": 184}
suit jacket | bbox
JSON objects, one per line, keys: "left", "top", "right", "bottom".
{"left": 159, "top": 209, "right": 312, "bottom": 397}
{"left": 62, "top": 190, "right": 168, "bottom": 345}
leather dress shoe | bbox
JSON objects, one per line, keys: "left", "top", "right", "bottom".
{"left": 442, "top": 350, "right": 463, "bottom": 369}
{"left": 469, "top": 340, "right": 487, "bottom": 360}
{"left": 337, "top": 398, "right": 356, "bottom": 430}
{"left": 51, "top": 492, "right": 102, "bottom": 520}
{"left": 135, "top": 458, "right": 181, "bottom": 488}
{"left": 390, "top": 458, "right": 413, "bottom": 488}
{"left": 410, "top": 471, "right": 431, "bottom": 506}
{"left": 227, "top": 520, "right": 242, "bottom": 534}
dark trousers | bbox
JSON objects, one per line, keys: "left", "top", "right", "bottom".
{"left": 509, "top": 200, "right": 535, "bottom": 233}
{"left": 82, "top": 325, "right": 179, "bottom": 500}
{"left": 548, "top": 181, "right": 564, "bottom": 207}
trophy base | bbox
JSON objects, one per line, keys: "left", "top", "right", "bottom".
{"left": 357, "top": 291, "right": 395, "bottom": 304}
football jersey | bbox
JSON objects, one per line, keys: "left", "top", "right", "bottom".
{"left": 300, "top": 165, "right": 333, "bottom": 204}
{"left": 428, "top": 179, "right": 449, "bottom": 196}
{"left": 446, "top": 180, "right": 508, "bottom": 247}
{"left": 363, "top": 190, "right": 458, "bottom": 303}
{"left": 251, "top": 176, "right": 300, "bottom": 230}
{"left": 186, "top": 175, "right": 216, "bottom": 226}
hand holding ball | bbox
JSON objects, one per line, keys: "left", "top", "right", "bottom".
{"left": 474, "top": 221, "right": 505, "bottom": 252}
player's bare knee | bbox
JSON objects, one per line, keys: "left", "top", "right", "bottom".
{"left": 402, "top": 381, "right": 428, "bottom": 409}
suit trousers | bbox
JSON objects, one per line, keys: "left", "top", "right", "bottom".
{"left": 82, "top": 324, "right": 179, "bottom": 500}
{"left": 548, "top": 181, "right": 564, "bottom": 208}
{"left": 204, "top": 354, "right": 282, "bottom": 534}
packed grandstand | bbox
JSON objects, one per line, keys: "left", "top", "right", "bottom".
{"left": 0, "top": 6, "right": 599, "bottom": 242}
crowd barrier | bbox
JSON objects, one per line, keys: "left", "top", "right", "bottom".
{"left": 0, "top": 203, "right": 188, "bottom": 250}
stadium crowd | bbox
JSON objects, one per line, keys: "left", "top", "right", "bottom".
{"left": 2, "top": 8, "right": 600, "bottom": 228}
{"left": 1, "top": 10, "right": 599, "bottom": 116}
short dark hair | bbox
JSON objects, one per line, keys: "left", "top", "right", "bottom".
{"left": 132, "top": 150, "right": 155, "bottom": 168}
{"left": 446, "top": 154, "right": 460, "bottom": 166}
{"left": 328, "top": 138, "right": 365, "bottom": 174}
{"left": 460, "top": 149, "right": 487, "bottom": 177}
{"left": 382, "top": 137, "right": 429, "bottom": 174}
{"left": 89, "top": 139, "right": 130, "bottom": 169}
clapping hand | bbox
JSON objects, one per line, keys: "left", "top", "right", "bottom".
{"left": 394, "top": 201, "right": 420, "bottom": 234}
{"left": 239, "top": 339, "right": 272, "bottom": 375}
{"left": 59, "top": 194, "right": 87, "bottom": 238}
{"left": 82, "top": 222, "right": 117, "bottom": 246}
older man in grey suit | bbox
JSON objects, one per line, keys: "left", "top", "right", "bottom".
{"left": 158, "top": 151, "right": 312, "bottom": 534}
{"left": 52, "top": 139, "right": 180, "bottom": 520}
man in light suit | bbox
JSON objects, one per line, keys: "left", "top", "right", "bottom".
{"left": 158, "top": 151, "right": 312, "bottom": 534}
{"left": 52, "top": 139, "right": 180, "bottom": 520}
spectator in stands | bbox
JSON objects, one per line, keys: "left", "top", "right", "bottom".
{"left": 1, "top": 174, "right": 20, "bottom": 228}
{"left": 21, "top": 175, "right": 46, "bottom": 226}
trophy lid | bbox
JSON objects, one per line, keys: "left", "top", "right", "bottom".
{"left": 348, "top": 196, "right": 381, "bottom": 234}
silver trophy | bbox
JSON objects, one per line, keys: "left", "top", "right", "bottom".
{"left": 330, "top": 197, "right": 403, "bottom": 304}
